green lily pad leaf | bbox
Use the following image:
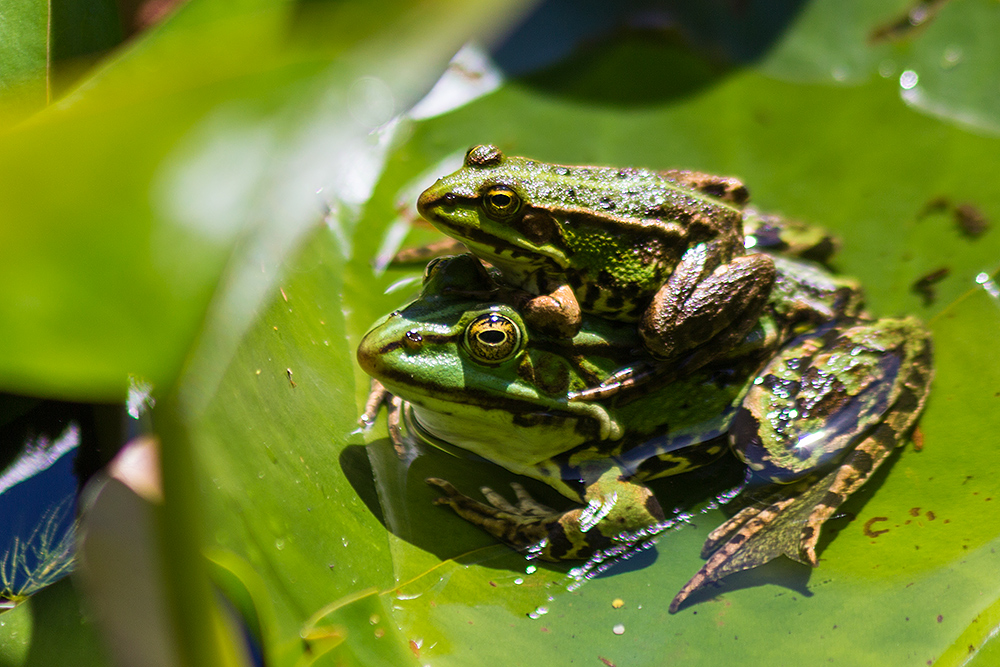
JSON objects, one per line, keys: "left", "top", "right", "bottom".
{"left": 320, "top": 25, "right": 996, "bottom": 667}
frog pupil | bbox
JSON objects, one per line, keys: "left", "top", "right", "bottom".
{"left": 478, "top": 330, "right": 507, "bottom": 345}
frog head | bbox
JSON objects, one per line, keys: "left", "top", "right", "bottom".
{"left": 416, "top": 145, "right": 573, "bottom": 282}
{"left": 417, "top": 146, "right": 745, "bottom": 304}
{"left": 357, "top": 255, "right": 628, "bottom": 470}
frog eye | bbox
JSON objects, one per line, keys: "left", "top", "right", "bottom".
{"left": 481, "top": 186, "right": 521, "bottom": 221}
{"left": 464, "top": 313, "right": 522, "bottom": 364}
{"left": 465, "top": 144, "right": 503, "bottom": 167}
{"left": 422, "top": 256, "right": 445, "bottom": 284}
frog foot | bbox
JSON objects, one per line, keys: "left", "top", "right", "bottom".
{"left": 359, "top": 378, "right": 421, "bottom": 460}
{"left": 427, "top": 478, "right": 567, "bottom": 556}
{"left": 669, "top": 401, "right": 928, "bottom": 613}
{"left": 429, "top": 467, "right": 667, "bottom": 561}
{"left": 519, "top": 284, "right": 583, "bottom": 339}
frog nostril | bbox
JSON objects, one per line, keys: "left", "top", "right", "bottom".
{"left": 443, "top": 193, "right": 457, "bottom": 206}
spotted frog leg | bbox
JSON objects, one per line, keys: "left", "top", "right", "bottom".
{"left": 670, "top": 316, "right": 933, "bottom": 612}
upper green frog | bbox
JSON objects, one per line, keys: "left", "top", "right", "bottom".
{"left": 416, "top": 145, "right": 776, "bottom": 366}
{"left": 358, "top": 252, "right": 933, "bottom": 612}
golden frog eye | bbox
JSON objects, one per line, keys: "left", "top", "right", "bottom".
{"left": 465, "top": 144, "right": 503, "bottom": 167}
{"left": 464, "top": 313, "right": 522, "bottom": 364}
{"left": 481, "top": 186, "right": 521, "bottom": 221}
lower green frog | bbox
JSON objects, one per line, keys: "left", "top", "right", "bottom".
{"left": 357, "top": 253, "right": 932, "bottom": 611}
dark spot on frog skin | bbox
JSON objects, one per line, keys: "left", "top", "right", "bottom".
{"left": 728, "top": 407, "right": 762, "bottom": 453}
{"left": 605, "top": 293, "right": 625, "bottom": 310}
{"left": 544, "top": 524, "right": 574, "bottom": 560}
{"left": 516, "top": 210, "right": 559, "bottom": 244}
{"left": 647, "top": 203, "right": 694, "bottom": 225}
{"left": 761, "top": 374, "right": 801, "bottom": 400}
{"left": 579, "top": 284, "right": 601, "bottom": 311}
{"left": 909, "top": 507, "right": 921, "bottom": 517}
{"left": 926, "top": 511, "right": 936, "bottom": 520}
{"left": 644, "top": 495, "right": 666, "bottom": 521}
{"left": 795, "top": 368, "right": 849, "bottom": 419}
{"left": 848, "top": 448, "right": 874, "bottom": 476}
{"left": 863, "top": 516, "right": 890, "bottom": 537}
{"left": 820, "top": 491, "right": 843, "bottom": 509}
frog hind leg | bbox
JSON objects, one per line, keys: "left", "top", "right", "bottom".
{"left": 427, "top": 464, "right": 665, "bottom": 561}
{"left": 640, "top": 247, "right": 776, "bottom": 365}
{"left": 670, "top": 317, "right": 933, "bottom": 613}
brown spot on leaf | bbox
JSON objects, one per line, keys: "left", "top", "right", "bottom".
{"left": 955, "top": 203, "right": 989, "bottom": 238}
{"left": 863, "top": 516, "right": 890, "bottom": 538}
{"left": 911, "top": 267, "right": 950, "bottom": 306}
{"left": 926, "top": 511, "right": 936, "bottom": 520}
{"left": 869, "top": 0, "right": 952, "bottom": 43}
{"left": 909, "top": 507, "right": 921, "bottom": 517}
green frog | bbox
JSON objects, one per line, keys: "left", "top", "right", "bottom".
{"left": 357, "top": 253, "right": 933, "bottom": 611}
{"left": 416, "top": 145, "right": 777, "bottom": 368}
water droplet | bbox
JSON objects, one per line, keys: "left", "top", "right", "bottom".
{"left": 899, "top": 70, "right": 919, "bottom": 90}
{"left": 831, "top": 66, "right": 848, "bottom": 82}
{"left": 257, "top": 471, "right": 265, "bottom": 479}
{"left": 878, "top": 60, "right": 896, "bottom": 78}
{"left": 976, "top": 272, "right": 1000, "bottom": 301}
{"left": 525, "top": 565, "right": 537, "bottom": 575}
{"left": 275, "top": 539, "right": 285, "bottom": 550}
{"left": 613, "top": 623, "right": 625, "bottom": 635}
{"left": 341, "top": 537, "right": 350, "bottom": 547}
{"left": 369, "top": 614, "right": 380, "bottom": 625}
{"left": 514, "top": 577, "right": 524, "bottom": 585}
{"left": 942, "top": 46, "right": 963, "bottom": 68}
{"left": 527, "top": 606, "right": 549, "bottom": 619}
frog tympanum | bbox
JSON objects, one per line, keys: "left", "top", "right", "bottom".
{"left": 358, "top": 235, "right": 932, "bottom": 611}
{"left": 417, "top": 145, "right": 776, "bottom": 369}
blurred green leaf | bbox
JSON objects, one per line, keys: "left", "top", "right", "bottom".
{"left": 0, "top": 0, "right": 123, "bottom": 116}
{"left": 0, "top": 578, "right": 105, "bottom": 667}
{"left": 0, "top": 0, "right": 50, "bottom": 109}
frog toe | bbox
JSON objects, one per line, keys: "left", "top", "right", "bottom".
{"left": 509, "top": 482, "right": 557, "bottom": 516}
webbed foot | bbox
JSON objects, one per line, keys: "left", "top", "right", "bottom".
{"left": 427, "top": 478, "right": 567, "bottom": 557}
{"left": 428, "top": 467, "right": 666, "bottom": 561}
{"left": 671, "top": 318, "right": 933, "bottom": 612}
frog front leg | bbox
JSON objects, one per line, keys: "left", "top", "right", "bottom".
{"left": 518, "top": 284, "right": 583, "bottom": 338}
{"left": 639, "top": 243, "right": 776, "bottom": 363}
{"left": 669, "top": 316, "right": 933, "bottom": 612}
{"left": 427, "top": 464, "right": 665, "bottom": 560}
